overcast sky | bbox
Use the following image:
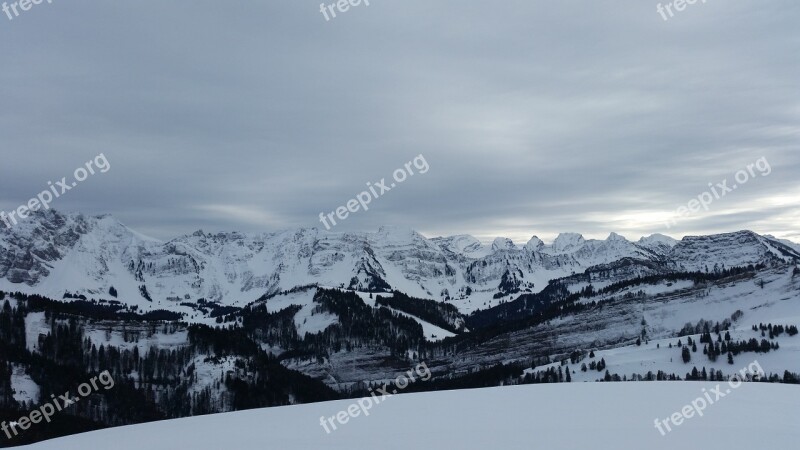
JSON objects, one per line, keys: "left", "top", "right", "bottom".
{"left": 1, "top": 0, "right": 798, "bottom": 245}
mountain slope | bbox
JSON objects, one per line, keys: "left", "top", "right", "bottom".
{"left": 1, "top": 211, "right": 798, "bottom": 317}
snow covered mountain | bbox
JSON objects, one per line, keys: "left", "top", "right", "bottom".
{"left": 2, "top": 211, "right": 799, "bottom": 448}
{"left": 1, "top": 211, "right": 798, "bottom": 316}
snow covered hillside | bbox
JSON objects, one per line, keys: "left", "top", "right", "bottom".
{"left": 20, "top": 382, "right": 800, "bottom": 450}
{"left": 2, "top": 211, "right": 798, "bottom": 316}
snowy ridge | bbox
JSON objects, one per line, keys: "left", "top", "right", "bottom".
{"left": 1, "top": 211, "right": 798, "bottom": 316}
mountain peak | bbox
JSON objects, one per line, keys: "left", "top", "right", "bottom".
{"left": 431, "top": 234, "right": 488, "bottom": 258}
{"left": 638, "top": 233, "right": 678, "bottom": 246}
{"left": 524, "top": 236, "right": 544, "bottom": 251}
{"left": 606, "top": 232, "right": 628, "bottom": 242}
{"left": 551, "top": 233, "right": 585, "bottom": 252}
{"left": 491, "top": 237, "right": 516, "bottom": 251}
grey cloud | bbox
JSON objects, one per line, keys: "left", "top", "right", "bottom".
{"left": 0, "top": 0, "right": 797, "bottom": 243}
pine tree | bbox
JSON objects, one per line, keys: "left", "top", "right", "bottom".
{"left": 682, "top": 346, "right": 691, "bottom": 363}
{"left": 708, "top": 344, "right": 717, "bottom": 362}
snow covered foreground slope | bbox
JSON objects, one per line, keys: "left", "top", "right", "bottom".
{"left": 21, "top": 383, "right": 800, "bottom": 450}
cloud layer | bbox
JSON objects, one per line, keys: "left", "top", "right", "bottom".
{"left": 1, "top": 0, "right": 798, "bottom": 244}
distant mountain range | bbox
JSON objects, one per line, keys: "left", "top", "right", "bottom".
{"left": 1, "top": 210, "right": 798, "bottom": 316}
